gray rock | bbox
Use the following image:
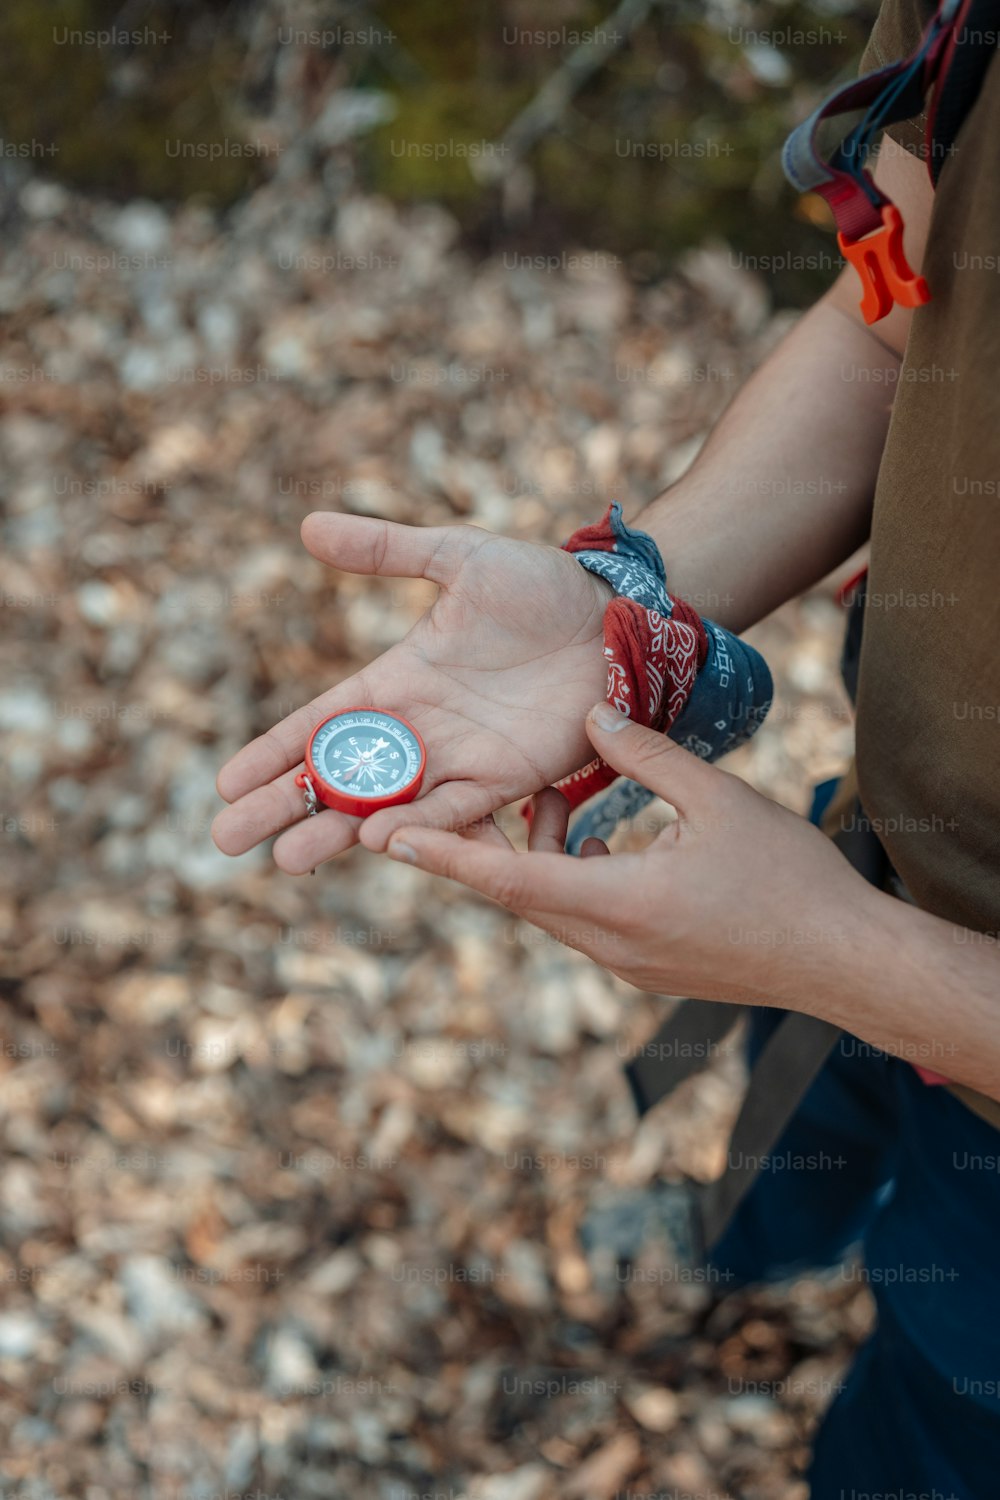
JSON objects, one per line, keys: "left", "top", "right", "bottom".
{"left": 20, "top": 180, "right": 70, "bottom": 219}
{"left": 312, "top": 91, "right": 397, "bottom": 147}
{"left": 119, "top": 1255, "right": 206, "bottom": 1337}
{"left": 104, "top": 201, "right": 172, "bottom": 256}
{"left": 0, "top": 685, "right": 53, "bottom": 735}
{"left": 75, "top": 579, "right": 122, "bottom": 628}
{"left": 265, "top": 1325, "right": 321, "bottom": 1396}
{"left": 475, "top": 1465, "right": 552, "bottom": 1500}
{"left": 744, "top": 43, "right": 793, "bottom": 87}
{"left": 501, "top": 1240, "right": 550, "bottom": 1310}
{"left": 197, "top": 301, "right": 241, "bottom": 356}
{"left": 224, "top": 1421, "right": 260, "bottom": 1489}
{"left": 350, "top": 1407, "right": 388, "bottom": 1463}
{"left": 0, "top": 1310, "right": 42, "bottom": 1358}
{"left": 580, "top": 1181, "right": 701, "bottom": 1287}
{"left": 12, "top": 1416, "right": 57, "bottom": 1445}
{"left": 723, "top": 1393, "right": 780, "bottom": 1431}
{"left": 120, "top": 345, "right": 171, "bottom": 391}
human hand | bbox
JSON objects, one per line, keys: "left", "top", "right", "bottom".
{"left": 212, "top": 512, "right": 613, "bottom": 873}
{"left": 384, "top": 702, "right": 876, "bottom": 1008}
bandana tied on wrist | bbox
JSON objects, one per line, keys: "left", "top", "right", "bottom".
{"left": 536, "top": 502, "right": 773, "bottom": 854}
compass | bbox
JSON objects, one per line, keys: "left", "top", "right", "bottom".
{"left": 295, "top": 708, "right": 426, "bottom": 819}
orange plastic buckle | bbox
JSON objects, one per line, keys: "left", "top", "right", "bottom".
{"left": 837, "top": 204, "right": 930, "bottom": 325}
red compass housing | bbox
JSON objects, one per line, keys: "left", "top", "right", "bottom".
{"left": 295, "top": 707, "right": 426, "bottom": 819}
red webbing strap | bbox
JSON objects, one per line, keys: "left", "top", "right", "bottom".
{"left": 785, "top": 4, "right": 956, "bottom": 238}
{"left": 781, "top": 0, "right": 965, "bottom": 321}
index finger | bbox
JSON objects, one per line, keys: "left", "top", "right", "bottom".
{"left": 386, "top": 826, "right": 625, "bottom": 921}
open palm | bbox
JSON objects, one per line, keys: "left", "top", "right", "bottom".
{"left": 212, "top": 511, "right": 612, "bottom": 873}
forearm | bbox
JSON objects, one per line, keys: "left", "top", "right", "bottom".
{"left": 386, "top": 709, "right": 1000, "bottom": 1096}
{"left": 790, "top": 890, "right": 1000, "bottom": 1104}
{"left": 633, "top": 284, "right": 900, "bottom": 632}
{"left": 631, "top": 139, "right": 931, "bottom": 634}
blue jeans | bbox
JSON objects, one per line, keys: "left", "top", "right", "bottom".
{"left": 710, "top": 1008, "right": 1000, "bottom": 1499}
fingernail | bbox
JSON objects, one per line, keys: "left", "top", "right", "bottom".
{"left": 590, "top": 701, "right": 627, "bottom": 732}
{"left": 388, "top": 840, "right": 417, "bottom": 863}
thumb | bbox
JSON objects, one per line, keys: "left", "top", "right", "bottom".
{"left": 301, "top": 512, "right": 477, "bottom": 586}
{"left": 585, "top": 701, "right": 717, "bottom": 814}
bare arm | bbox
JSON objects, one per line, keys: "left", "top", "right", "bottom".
{"left": 634, "top": 139, "right": 932, "bottom": 631}
{"left": 213, "top": 147, "right": 937, "bottom": 867}
{"left": 388, "top": 709, "right": 1000, "bottom": 1105}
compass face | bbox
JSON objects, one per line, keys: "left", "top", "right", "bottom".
{"left": 308, "top": 709, "right": 424, "bottom": 807}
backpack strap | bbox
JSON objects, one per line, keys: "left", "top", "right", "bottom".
{"left": 696, "top": 1012, "right": 843, "bottom": 1257}
{"left": 624, "top": 795, "right": 892, "bottom": 1257}
{"left": 780, "top": 0, "right": 982, "bottom": 323}
{"left": 926, "top": 0, "right": 999, "bottom": 183}
{"left": 623, "top": 997, "right": 747, "bottom": 1118}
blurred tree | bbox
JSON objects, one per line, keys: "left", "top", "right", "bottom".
{"left": 366, "top": 0, "right": 878, "bottom": 300}
{"left": 0, "top": 0, "right": 255, "bottom": 202}
{"left": 0, "top": 0, "right": 879, "bottom": 303}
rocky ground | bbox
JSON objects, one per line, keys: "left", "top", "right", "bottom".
{"left": 0, "top": 126, "right": 862, "bottom": 1500}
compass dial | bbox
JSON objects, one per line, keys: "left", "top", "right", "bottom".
{"left": 302, "top": 709, "right": 426, "bottom": 817}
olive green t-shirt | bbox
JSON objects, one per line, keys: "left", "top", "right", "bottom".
{"left": 851, "top": 0, "right": 1000, "bottom": 936}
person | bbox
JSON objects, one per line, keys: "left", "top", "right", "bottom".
{"left": 213, "top": 1, "right": 999, "bottom": 1491}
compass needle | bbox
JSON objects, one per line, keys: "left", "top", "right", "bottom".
{"left": 295, "top": 709, "right": 427, "bottom": 822}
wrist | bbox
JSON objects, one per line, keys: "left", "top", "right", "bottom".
{"left": 589, "top": 572, "right": 615, "bottom": 608}
{"left": 769, "top": 877, "right": 899, "bottom": 1017}
{"left": 562, "top": 499, "right": 772, "bottom": 764}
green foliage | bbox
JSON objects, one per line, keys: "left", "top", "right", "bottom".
{"left": 0, "top": 0, "right": 256, "bottom": 203}
{"left": 365, "top": 0, "right": 876, "bottom": 302}
{"left": 0, "top": 0, "right": 879, "bottom": 302}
